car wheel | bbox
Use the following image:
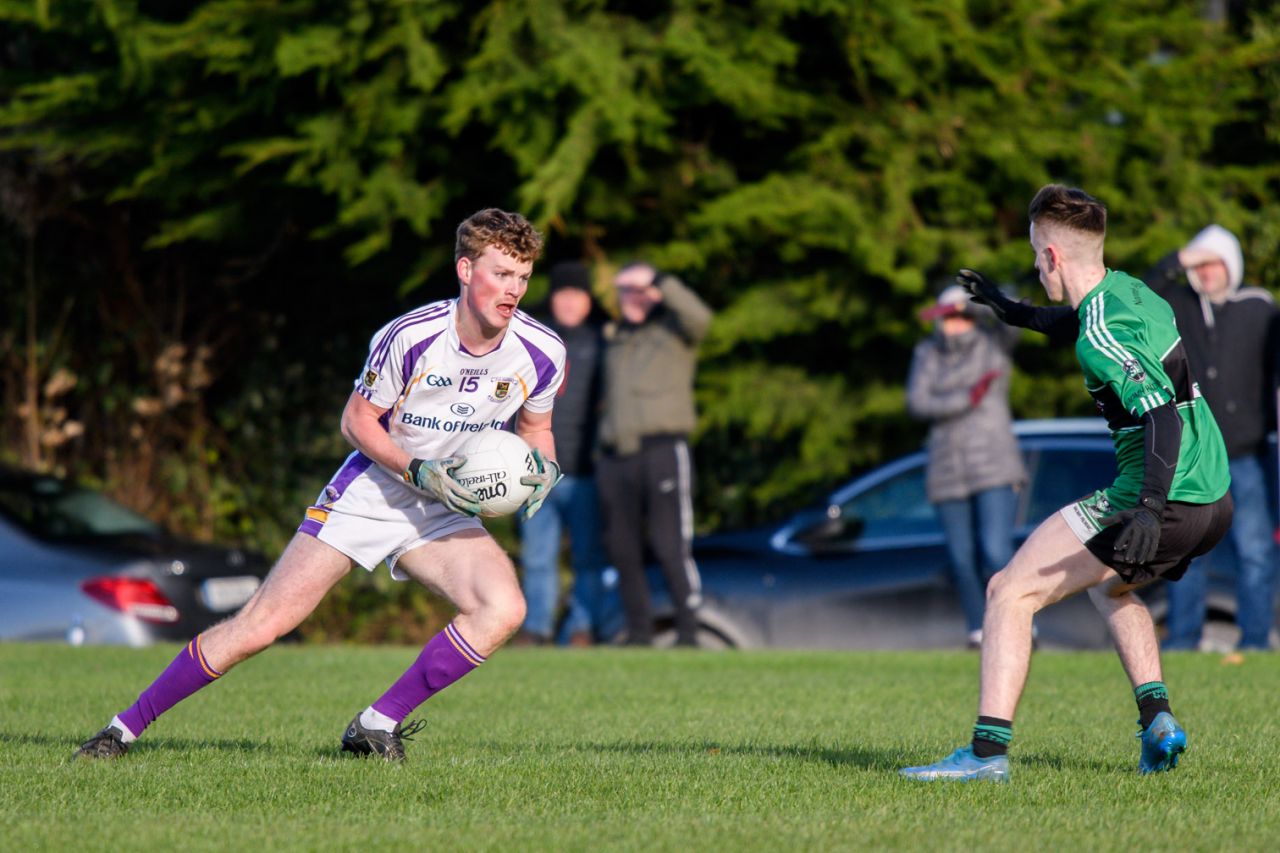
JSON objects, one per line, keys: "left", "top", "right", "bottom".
{"left": 651, "top": 622, "right": 735, "bottom": 650}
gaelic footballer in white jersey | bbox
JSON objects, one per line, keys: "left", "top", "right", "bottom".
{"left": 298, "top": 298, "right": 565, "bottom": 577}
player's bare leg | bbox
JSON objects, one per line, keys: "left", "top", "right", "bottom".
{"left": 395, "top": 528, "right": 527, "bottom": 655}
{"left": 341, "top": 529, "right": 526, "bottom": 761}
{"left": 978, "top": 513, "right": 1113, "bottom": 719}
{"left": 902, "top": 513, "right": 1112, "bottom": 782}
{"left": 202, "top": 534, "right": 354, "bottom": 671}
{"left": 1087, "top": 576, "right": 1163, "bottom": 689}
{"left": 1087, "top": 574, "right": 1184, "bottom": 771}
{"left": 76, "top": 533, "right": 352, "bottom": 758}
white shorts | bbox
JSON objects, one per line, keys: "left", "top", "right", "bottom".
{"left": 298, "top": 452, "right": 483, "bottom": 580}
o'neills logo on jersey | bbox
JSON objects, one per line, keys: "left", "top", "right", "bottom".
{"left": 488, "top": 378, "right": 515, "bottom": 402}
{"left": 1122, "top": 359, "right": 1145, "bottom": 383}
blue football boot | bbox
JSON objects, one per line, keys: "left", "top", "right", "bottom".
{"left": 900, "top": 745, "right": 1010, "bottom": 782}
{"left": 1138, "top": 711, "right": 1186, "bottom": 774}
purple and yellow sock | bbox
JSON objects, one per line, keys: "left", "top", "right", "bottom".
{"left": 371, "top": 622, "right": 485, "bottom": 723}
{"left": 116, "top": 635, "right": 222, "bottom": 739}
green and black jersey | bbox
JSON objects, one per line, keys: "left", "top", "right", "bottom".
{"left": 1075, "top": 270, "right": 1230, "bottom": 509}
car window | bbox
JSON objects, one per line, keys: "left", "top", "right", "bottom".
{"left": 0, "top": 478, "right": 160, "bottom": 540}
{"left": 1024, "top": 447, "right": 1118, "bottom": 524}
{"left": 837, "top": 465, "right": 938, "bottom": 539}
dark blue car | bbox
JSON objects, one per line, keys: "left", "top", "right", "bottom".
{"left": 647, "top": 419, "right": 1276, "bottom": 650}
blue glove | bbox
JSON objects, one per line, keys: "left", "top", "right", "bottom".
{"left": 404, "top": 457, "right": 481, "bottom": 516}
{"left": 519, "top": 448, "right": 562, "bottom": 521}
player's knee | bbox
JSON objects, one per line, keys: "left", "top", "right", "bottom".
{"left": 985, "top": 568, "right": 1038, "bottom": 610}
{"left": 228, "top": 612, "right": 287, "bottom": 657}
{"left": 986, "top": 569, "right": 1010, "bottom": 604}
{"left": 496, "top": 591, "right": 527, "bottom": 638}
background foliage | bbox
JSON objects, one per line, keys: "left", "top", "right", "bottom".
{"left": 3, "top": 0, "right": 1279, "bottom": 636}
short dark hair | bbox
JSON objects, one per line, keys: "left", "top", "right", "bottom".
{"left": 455, "top": 208, "right": 543, "bottom": 263}
{"left": 1028, "top": 184, "right": 1107, "bottom": 236}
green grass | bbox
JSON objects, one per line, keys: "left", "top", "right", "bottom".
{"left": 3, "top": 644, "right": 1279, "bottom": 851}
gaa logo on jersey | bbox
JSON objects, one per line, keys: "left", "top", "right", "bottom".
{"left": 1121, "top": 359, "right": 1145, "bottom": 383}
{"left": 488, "top": 378, "right": 514, "bottom": 402}
{"left": 362, "top": 369, "right": 378, "bottom": 389}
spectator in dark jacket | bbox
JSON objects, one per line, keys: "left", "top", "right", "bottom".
{"left": 1145, "top": 224, "right": 1280, "bottom": 651}
{"left": 516, "top": 261, "right": 617, "bottom": 646}
{"left": 907, "top": 284, "right": 1027, "bottom": 647}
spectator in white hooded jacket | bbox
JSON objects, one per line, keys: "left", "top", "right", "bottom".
{"left": 1144, "top": 224, "right": 1280, "bottom": 651}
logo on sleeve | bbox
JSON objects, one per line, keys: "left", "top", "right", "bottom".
{"left": 362, "top": 370, "right": 378, "bottom": 389}
{"left": 1121, "top": 359, "right": 1145, "bottom": 383}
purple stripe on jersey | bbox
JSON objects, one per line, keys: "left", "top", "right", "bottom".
{"left": 368, "top": 302, "right": 451, "bottom": 373}
{"left": 515, "top": 331, "right": 559, "bottom": 399}
{"left": 403, "top": 330, "right": 446, "bottom": 385}
{"left": 298, "top": 517, "right": 324, "bottom": 537}
{"left": 355, "top": 303, "right": 451, "bottom": 399}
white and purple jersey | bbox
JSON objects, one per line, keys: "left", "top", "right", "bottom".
{"left": 298, "top": 299, "right": 565, "bottom": 573}
{"left": 355, "top": 298, "right": 565, "bottom": 459}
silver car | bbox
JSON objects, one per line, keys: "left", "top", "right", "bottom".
{"left": 0, "top": 468, "right": 269, "bottom": 645}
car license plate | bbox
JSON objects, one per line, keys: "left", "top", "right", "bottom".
{"left": 199, "top": 576, "right": 260, "bottom": 612}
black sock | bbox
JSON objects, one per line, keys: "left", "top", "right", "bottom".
{"left": 1135, "top": 681, "right": 1171, "bottom": 729}
{"left": 972, "top": 716, "right": 1013, "bottom": 758}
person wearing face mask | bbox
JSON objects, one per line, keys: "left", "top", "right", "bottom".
{"left": 1144, "top": 225, "right": 1280, "bottom": 652}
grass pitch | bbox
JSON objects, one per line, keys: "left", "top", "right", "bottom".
{"left": 2, "top": 643, "right": 1278, "bottom": 851}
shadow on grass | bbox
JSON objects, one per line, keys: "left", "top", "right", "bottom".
{"left": 585, "top": 739, "right": 905, "bottom": 771}
{"left": 1, "top": 731, "right": 283, "bottom": 759}
{"left": 1014, "top": 750, "right": 1124, "bottom": 773}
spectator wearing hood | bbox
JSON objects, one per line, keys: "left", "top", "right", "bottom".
{"left": 1145, "top": 224, "right": 1280, "bottom": 651}
{"left": 907, "top": 284, "right": 1027, "bottom": 648}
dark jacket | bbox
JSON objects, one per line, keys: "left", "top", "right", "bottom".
{"left": 906, "top": 322, "right": 1026, "bottom": 503}
{"left": 1145, "top": 250, "right": 1280, "bottom": 459}
{"left": 548, "top": 320, "right": 605, "bottom": 476}
{"left": 600, "top": 274, "right": 713, "bottom": 456}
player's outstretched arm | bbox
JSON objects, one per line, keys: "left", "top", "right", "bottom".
{"left": 957, "top": 269, "right": 1079, "bottom": 343}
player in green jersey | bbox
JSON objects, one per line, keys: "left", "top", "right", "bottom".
{"left": 901, "top": 184, "right": 1234, "bottom": 783}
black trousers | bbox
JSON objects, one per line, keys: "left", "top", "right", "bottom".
{"left": 597, "top": 435, "right": 702, "bottom": 644}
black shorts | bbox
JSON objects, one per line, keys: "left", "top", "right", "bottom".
{"left": 1067, "top": 491, "right": 1234, "bottom": 584}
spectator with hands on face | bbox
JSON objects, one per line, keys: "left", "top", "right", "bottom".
{"left": 907, "top": 282, "right": 1026, "bottom": 648}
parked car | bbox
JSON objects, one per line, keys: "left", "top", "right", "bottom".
{"left": 0, "top": 467, "right": 270, "bottom": 646}
{"left": 647, "top": 419, "right": 1276, "bottom": 650}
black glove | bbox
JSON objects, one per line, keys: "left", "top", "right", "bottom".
{"left": 1101, "top": 494, "right": 1165, "bottom": 566}
{"left": 956, "top": 269, "right": 1031, "bottom": 326}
